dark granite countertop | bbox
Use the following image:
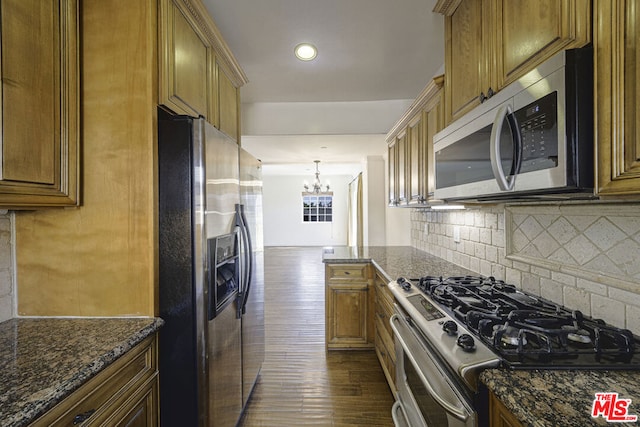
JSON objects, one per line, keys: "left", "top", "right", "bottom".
{"left": 0, "top": 317, "right": 164, "bottom": 427}
{"left": 322, "top": 246, "right": 475, "bottom": 281}
{"left": 481, "top": 369, "right": 640, "bottom": 426}
{"left": 324, "top": 246, "right": 640, "bottom": 426}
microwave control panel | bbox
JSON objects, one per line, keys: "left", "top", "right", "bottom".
{"left": 514, "top": 91, "right": 558, "bottom": 173}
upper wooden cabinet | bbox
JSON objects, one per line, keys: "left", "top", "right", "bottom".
{"left": 217, "top": 60, "right": 240, "bottom": 140}
{"left": 159, "top": 0, "right": 247, "bottom": 140}
{"left": 436, "top": 0, "right": 591, "bottom": 125}
{"left": 594, "top": 0, "right": 640, "bottom": 196}
{"left": 442, "top": 0, "right": 488, "bottom": 124}
{"left": 386, "top": 76, "right": 444, "bottom": 207}
{"left": 0, "top": 0, "right": 79, "bottom": 207}
{"left": 159, "top": 0, "right": 213, "bottom": 120}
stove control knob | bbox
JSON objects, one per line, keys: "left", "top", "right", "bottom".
{"left": 457, "top": 334, "right": 475, "bottom": 352}
{"left": 396, "top": 277, "right": 411, "bottom": 291}
{"left": 442, "top": 320, "right": 458, "bottom": 335}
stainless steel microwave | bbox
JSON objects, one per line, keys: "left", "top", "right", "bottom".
{"left": 433, "top": 47, "right": 594, "bottom": 202}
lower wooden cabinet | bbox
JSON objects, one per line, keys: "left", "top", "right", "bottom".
{"left": 30, "top": 335, "right": 158, "bottom": 427}
{"left": 374, "top": 269, "right": 396, "bottom": 394}
{"left": 489, "top": 390, "right": 523, "bottom": 427}
{"left": 325, "top": 263, "right": 374, "bottom": 350}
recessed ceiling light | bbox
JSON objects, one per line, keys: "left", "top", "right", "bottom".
{"left": 294, "top": 43, "right": 317, "bottom": 61}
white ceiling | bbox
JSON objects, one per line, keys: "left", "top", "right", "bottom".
{"left": 202, "top": 0, "right": 445, "bottom": 172}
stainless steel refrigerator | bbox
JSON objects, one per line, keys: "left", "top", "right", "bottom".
{"left": 158, "top": 108, "right": 264, "bottom": 427}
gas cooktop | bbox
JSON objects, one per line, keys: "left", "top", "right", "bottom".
{"left": 404, "top": 275, "right": 640, "bottom": 370}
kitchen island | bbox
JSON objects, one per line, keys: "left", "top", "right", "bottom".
{"left": 0, "top": 317, "right": 163, "bottom": 427}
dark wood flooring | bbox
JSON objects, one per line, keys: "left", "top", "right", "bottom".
{"left": 238, "top": 247, "right": 395, "bottom": 426}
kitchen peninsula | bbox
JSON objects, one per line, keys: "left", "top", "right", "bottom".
{"left": 324, "top": 246, "right": 640, "bottom": 426}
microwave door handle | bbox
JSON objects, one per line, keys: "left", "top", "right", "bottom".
{"left": 490, "top": 104, "right": 517, "bottom": 191}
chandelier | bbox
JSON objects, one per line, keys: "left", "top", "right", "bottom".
{"left": 304, "top": 160, "right": 330, "bottom": 194}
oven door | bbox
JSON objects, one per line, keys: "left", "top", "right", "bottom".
{"left": 390, "top": 313, "right": 476, "bottom": 427}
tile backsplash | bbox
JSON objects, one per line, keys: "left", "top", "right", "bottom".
{"left": 411, "top": 202, "right": 640, "bottom": 333}
{"left": 0, "top": 213, "right": 13, "bottom": 322}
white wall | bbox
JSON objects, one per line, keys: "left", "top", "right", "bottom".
{"left": 243, "top": 100, "right": 413, "bottom": 135}
{"left": 262, "top": 174, "right": 354, "bottom": 246}
{"left": 362, "top": 156, "right": 386, "bottom": 246}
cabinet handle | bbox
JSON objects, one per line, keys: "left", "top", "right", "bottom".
{"left": 479, "top": 91, "right": 487, "bottom": 103}
{"left": 73, "top": 409, "right": 96, "bottom": 425}
{"left": 344, "top": 271, "right": 350, "bottom": 275}
{"left": 487, "top": 87, "right": 495, "bottom": 98}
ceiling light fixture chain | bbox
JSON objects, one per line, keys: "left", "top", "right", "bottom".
{"left": 304, "top": 160, "right": 330, "bottom": 194}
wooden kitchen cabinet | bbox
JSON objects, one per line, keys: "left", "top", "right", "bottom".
{"left": 325, "top": 263, "right": 374, "bottom": 350}
{"left": 388, "top": 139, "right": 397, "bottom": 206}
{"left": 386, "top": 75, "right": 444, "bottom": 207}
{"left": 374, "top": 269, "right": 396, "bottom": 394}
{"left": 489, "top": 390, "right": 524, "bottom": 427}
{"left": 594, "top": 0, "right": 640, "bottom": 196}
{"left": 436, "top": 0, "right": 591, "bottom": 125}
{"left": 407, "top": 113, "right": 424, "bottom": 205}
{"left": 30, "top": 335, "right": 158, "bottom": 427}
{"left": 159, "top": 0, "right": 213, "bottom": 121}
{"left": 159, "top": 0, "right": 246, "bottom": 141}
{"left": 387, "top": 132, "right": 408, "bottom": 207}
{"left": 217, "top": 59, "right": 240, "bottom": 140}
{"left": 16, "top": 0, "right": 246, "bottom": 317}
{"left": 0, "top": 0, "right": 79, "bottom": 207}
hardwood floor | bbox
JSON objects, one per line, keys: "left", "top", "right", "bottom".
{"left": 238, "top": 247, "right": 395, "bottom": 426}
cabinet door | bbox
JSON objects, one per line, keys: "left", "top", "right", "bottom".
{"left": 444, "top": 0, "right": 489, "bottom": 123}
{"left": 217, "top": 61, "right": 239, "bottom": 141}
{"left": 326, "top": 283, "right": 370, "bottom": 348}
{"left": 110, "top": 379, "right": 158, "bottom": 427}
{"left": 159, "top": 0, "right": 212, "bottom": 119}
{"left": 408, "top": 114, "right": 424, "bottom": 205}
{"left": 388, "top": 143, "right": 397, "bottom": 206}
{"left": 0, "top": 0, "right": 79, "bottom": 207}
{"left": 396, "top": 132, "right": 408, "bottom": 205}
{"left": 424, "top": 92, "right": 444, "bottom": 199}
{"left": 595, "top": 0, "right": 640, "bottom": 196}
{"left": 495, "top": 0, "right": 591, "bottom": 88}
{"left": 489, "top": 390, "right": 524, "bottom": 427}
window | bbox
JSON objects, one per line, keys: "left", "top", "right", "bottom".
{"left": 302, "top": 193, "right": 333, "bottom": 222}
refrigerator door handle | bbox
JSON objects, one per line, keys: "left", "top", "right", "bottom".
{"left": 239, "top": 204, "right": 253, "bottom": 315}
{"left": 235, "top": 204, "right": 251, "bottom": 317}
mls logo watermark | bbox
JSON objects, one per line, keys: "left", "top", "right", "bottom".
{"left": 591, "top": 392, "right": 638, "bottom": 422}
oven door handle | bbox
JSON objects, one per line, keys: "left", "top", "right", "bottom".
{"left": 391, "top": 401, "right": 409, "bottom": 427}
{"left": 390, "top": 314, "right": 471, "bottom": 422}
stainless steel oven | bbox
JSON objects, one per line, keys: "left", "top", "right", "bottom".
{"left": 391, "top": 305, "right": 477, "bottom": 427}
{"left": 388, "top": 275, "right": 640, "bottom": 427}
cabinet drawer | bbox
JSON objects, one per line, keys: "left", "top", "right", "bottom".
{"left": 326, "top": 263, "right": 369, "bottom": 281}
{"left": 31, "top": 336, "right": 156, "bottom": 427}
{"left": 375, "top": 313, "right": 395, "bottom": 363}
{"left": 375, "top": 328, "right": 396, "bottom": 392}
